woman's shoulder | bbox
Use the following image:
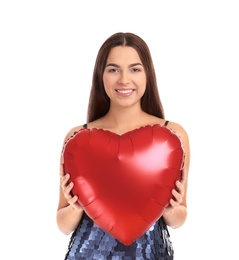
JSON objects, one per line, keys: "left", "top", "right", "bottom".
{"left": 150, "top": 115, "right": 189, "bottom": 144}
{"left": 165, "top": 120, "right": 189, "bottom": 143}
{"left": 166, "top": 120, "right": 187, "bottom": 134}
{"left": 166, "top": 120, "right": 190, "bottom": 161}
{"left": 63, "top": 124, "right": 85, "bottom": 143}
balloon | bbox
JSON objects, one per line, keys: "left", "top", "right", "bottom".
{"left": 62, "top": 124, "right": 185, "bottom": 246}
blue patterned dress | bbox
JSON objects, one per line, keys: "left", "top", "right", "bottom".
{"left": 64, "top": 213, "right": 174, "bottom": 260}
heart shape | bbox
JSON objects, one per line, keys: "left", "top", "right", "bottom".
{"left": 62, "top": 124, "right": 185, "bottom": 246}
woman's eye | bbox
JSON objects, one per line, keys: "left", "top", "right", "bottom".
{"left": 109, "top": 68, "right": 118, "bottom": 73}
{"left": 132, "top": 68, "right": 140, "bottom": 72}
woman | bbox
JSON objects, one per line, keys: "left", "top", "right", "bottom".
{"left": 57, "top": 32, "right": 190, "bottom": 259}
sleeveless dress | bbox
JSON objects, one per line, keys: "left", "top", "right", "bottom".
{"left": 64, "top": 121, "right": 174, "bottom": 260}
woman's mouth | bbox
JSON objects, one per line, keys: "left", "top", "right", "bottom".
{"left": 116, "top": 89, "right": 134, "bottom": 96}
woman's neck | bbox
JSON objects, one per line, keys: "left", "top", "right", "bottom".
{"left": 99, "top": 105, "right": 149, "bottom": 134}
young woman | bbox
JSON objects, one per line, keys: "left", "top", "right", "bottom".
{"left": 57, "top": 32, "right": 190, "bottom": 260}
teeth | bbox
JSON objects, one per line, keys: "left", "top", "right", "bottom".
{"left": 117, "top": 89, "right": 133, "bottom": 94}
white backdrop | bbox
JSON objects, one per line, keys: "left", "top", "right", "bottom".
{"left": 1, "top": 1, "right": 238, "bottom": 259}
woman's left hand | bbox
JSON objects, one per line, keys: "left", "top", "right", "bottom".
{"left": 164, "top": 168, "right": 186, "bottom": 215}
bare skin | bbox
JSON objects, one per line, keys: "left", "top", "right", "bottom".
{"left": 57, "top": 46, "right": 190, "bottom": 235}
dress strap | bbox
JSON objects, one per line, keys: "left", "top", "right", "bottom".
{"left": 83, "top": 123, "right": 88, "bottom": 129}
{"left": 164, "top": 120, "right": 169, "bottom": 126}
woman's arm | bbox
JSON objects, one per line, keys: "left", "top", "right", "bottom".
{"left": 56, "top": 126, "right": 84, "bottom": 235}
{"left": 162, "top": 122, "right": 190, "bottom": 229}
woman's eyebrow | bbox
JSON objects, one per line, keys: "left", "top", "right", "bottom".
{"left": 105, "top": 63, "right": 120, "bottom": 68}
{"left": 129, "top": 63, "right": 143, "bottom": 68}
{"left": 105, "top": 63, "right": 143, "bottom": 68}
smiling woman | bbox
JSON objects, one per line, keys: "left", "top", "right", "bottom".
{"left": 57, "top": 32, "right": 190, "bottom": 260}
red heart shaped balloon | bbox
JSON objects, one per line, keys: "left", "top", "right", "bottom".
{"left": 62, "top": 124, "right": 185, "bottom": 246}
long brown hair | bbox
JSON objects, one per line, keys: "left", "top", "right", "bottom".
{"left": 87, "top": 32, "right": 165, "bottom": 122}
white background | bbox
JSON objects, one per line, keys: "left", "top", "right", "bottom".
{"left": 1, "top": 1, "right": 239, "bottom": 259}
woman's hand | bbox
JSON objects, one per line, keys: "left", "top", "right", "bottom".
{"left": 60, "top": 165, "right": 83, "bottom": 211}
{"left": 164, "top": 168, "right": 187, "bottom": 215}
{"left": 57, "top": 164, "right": 84, "bottom": 234}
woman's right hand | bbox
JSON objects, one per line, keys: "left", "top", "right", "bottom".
{"left": 57, "top": 164, "right": 84, "bottom": 234}
{"left": 60, "top": 165, "right": 83, "bottom": 211}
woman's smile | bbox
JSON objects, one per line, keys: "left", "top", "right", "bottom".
{"left": 115, "top": 88, "right": 135, "bottom": 97}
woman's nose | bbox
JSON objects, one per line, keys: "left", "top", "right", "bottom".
{"left": 118, "top": 72, "right": 130, "bottom": 85}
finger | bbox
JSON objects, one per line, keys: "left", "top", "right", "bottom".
{"left": 68, "top": 195, "right": 78, "bottom": 205}
{"left": 176, "top": 180, "right": 184, "bottom": 196}
{"left": 169, "top": 198, "right": 179, "bottom": 208}
{"left": 63, "top": 182, "right": 74, "bottom": 198}
{"left": 172, "top": 189, "right": 183, "bottom": 203}
{"left": 70, "top": 196, "right": 83, "bottom": 211}
{"left": 61, "top": 173, "right": 70, "bottom": 188}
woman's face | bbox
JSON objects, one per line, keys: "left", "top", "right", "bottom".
{"left": 103, "top": 46, "right": 147, "bottom": 109}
